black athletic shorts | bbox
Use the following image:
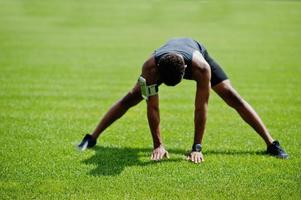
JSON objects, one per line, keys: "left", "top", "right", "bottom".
{"left": 203, "top": 50, "right": 228, "bottom": 87}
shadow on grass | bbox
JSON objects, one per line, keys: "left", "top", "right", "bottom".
{"left": 82, "top": 146, "right": 185, "bottom": 176}
{"left": 205, "top": 149, "right": 266, "bottom": 156}
{"left": 82, "top": 146, "right": 267, "bottom": 176}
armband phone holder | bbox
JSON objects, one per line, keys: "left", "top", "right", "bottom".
{"left": 138, "top": 76, "right": 158, "bottom": 100}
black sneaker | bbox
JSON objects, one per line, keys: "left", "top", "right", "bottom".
{"left": 78, "top": 134, "right": 96, "bottom": 151}
{"left": 267, "top": 141, "right": 288, "bottom": 159}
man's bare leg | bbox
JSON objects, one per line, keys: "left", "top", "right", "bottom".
{"left": 90, "top": 83, "right": 143, "bottom": 140}
{"left": 212, "top": 80, "right": 274, "bottom": 146}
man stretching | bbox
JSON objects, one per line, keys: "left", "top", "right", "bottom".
{"left": 78, "top": 37, "right": 288, "bottom": 163}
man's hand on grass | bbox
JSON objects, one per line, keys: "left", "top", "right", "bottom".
{"left": 187, "top": 151, "right": 204, "bottom": 164}
{"left": 151, "top": 145, "right": 169, "bottom": 161}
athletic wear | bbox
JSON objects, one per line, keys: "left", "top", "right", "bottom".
{"left": 154, "top": 38, "right": 228, "bottom": 86}
{"left": 267, "top": 141, "right": 288, "bottom": 159}
{"left": 78, "top": 134, "right": 96, "bottom": 151}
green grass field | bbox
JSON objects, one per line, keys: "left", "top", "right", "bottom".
{"left": 1, "top": 0, "right": 301, "bottom": 199}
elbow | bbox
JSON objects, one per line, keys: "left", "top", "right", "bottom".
{"left": 199, "top": 62, "right": 211, "bottom": 77}
{"left": 196, "top": 68, "right": 211, "bottom": 89}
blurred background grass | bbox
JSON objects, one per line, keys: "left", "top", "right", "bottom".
{"left": 0, "top": 0, "right": 301, "bottom": 199}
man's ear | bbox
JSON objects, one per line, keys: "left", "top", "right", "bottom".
{"left": 184, "top": 64, "right": 187, "bottom": 69}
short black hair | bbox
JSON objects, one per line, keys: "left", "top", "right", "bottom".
{"left": 157, "top": 53, "right": 185, "bottom": 86}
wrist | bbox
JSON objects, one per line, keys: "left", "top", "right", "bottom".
{"left": 192, "top": 143, "right": 202, "bottom": 152}
{"left": 153, "top": 142, "right": 162, "bottom": 149}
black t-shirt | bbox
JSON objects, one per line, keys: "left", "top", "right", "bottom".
{"left": 153, "top": 38, "right": 206, "bottom": 79}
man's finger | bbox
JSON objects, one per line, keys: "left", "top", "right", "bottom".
{"left": 155, "top": 152, "right": 160, "bottom": 161}
{"left": 159, "top": 152, "right": 164, "bottom": 160}
{"left": 195, "top": 154, "right": 200, "bottom": 163}
{"left": 151, "top": 152, "right": 157, "bottom": 160}
{"left": 200, "top": 153, "right": 204, "bottom": 162}
{"left": 153, "top": 152, "right": 157, "bottom": 160}
{"left": 197, "top": 155, "right": 201, "bottom": 163}
{"left": 151, "top": 153, "right": 154, "bottom": 160}
{"left": 192, "top": 154, "right": 196, "bottom": 163}
{"left": 194, "top": 154, "right": 198, "bottom": 163}
{"left": 165, "top": 151, "right": 170, "bottom": 159}
{"left": 197, "top": 154, "right": 201, "bottom": 163}
{"left": 157, "top": 153, "right": 161, "bottom": 160}
{"left": 153, "top": 152, "right": 158, "bottom": 160}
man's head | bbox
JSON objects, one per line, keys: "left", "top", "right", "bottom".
{"left": 157, "top": 53, "right": 186, "bottom": 86}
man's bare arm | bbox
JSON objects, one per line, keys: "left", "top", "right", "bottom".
{"left": 194, "top": 67, "right": 211, "bottom": 145}
{"left": 147, "top": 92, "right": 169, "bottom": 160}
{"left": 189, "top": 53, "right": 211, "bottom": 163}
{"left": 141, "top": 56, "right": 168, "bottom": 160}
{"left": 147, "top": 95, "right": 162, "bottom": 148}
